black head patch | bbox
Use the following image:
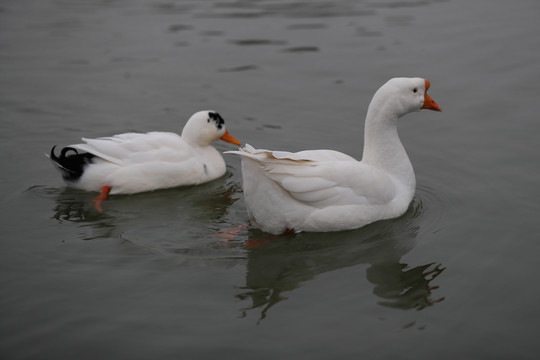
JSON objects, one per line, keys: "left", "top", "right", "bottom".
{"left": 208, "top": 112, "right": 224, "bottom": 130}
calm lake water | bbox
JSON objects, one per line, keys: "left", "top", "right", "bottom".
{"left": 1, "top": 0, "right": 539, "bottom": 359}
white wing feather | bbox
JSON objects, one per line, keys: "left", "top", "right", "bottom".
{"left": 71, "top": 132, "right": 191, "bottom": 166}
{"left": 227, "top": 145, "right": 396, "bottom": 208}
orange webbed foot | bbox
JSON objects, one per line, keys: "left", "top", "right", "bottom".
{"left": 91, "top": 186, "right": 111, "bottom": 213}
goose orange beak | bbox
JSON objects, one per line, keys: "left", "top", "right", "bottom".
{"left": 421, "top": 79, "right": 442, "bottom": 112}
{"left": 220, "top": 130, "right": 241, "bottom": 145}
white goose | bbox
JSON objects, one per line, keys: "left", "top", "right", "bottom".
{"left": 49, "top": 110, "right": 240, "bottom": 210}
{"left": 227, "top": 78, "right": 441, "bottom": 234}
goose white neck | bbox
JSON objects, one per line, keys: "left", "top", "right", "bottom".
{"left": 361, "top": 98, "right": 415, "bottom": 190}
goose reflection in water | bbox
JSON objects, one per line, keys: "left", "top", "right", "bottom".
{"left": 236, "top": 198, "right": 445, "bottom": 322}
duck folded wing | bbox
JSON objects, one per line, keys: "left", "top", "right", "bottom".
{"left": 71, "top": 132, "right": 191, "bottom": 165}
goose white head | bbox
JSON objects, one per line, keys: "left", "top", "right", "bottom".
{"left": 181, "top": 110, "right": 241, "bottom": 147}
{"left": 362, "top": 77, "right": 441, "bottom": 172}
{"left": 369, "top": 77, "right": 442, "bottom": 119}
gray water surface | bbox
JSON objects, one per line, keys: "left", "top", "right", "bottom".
{"left": 1, "top": 0, "right": 539, "bottom": 359}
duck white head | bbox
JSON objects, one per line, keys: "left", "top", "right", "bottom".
{"left": 181, "top": 110, "right": 241, "bottom": 147}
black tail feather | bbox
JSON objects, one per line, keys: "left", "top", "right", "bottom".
{"left": 49, "top": 146, "right": 95, "bottom": 182}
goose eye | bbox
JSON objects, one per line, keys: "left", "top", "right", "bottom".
{"left": 413, "top": 88, "right": 418, "bottom": 93}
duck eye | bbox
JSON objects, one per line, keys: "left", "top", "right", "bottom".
{"left": 413, "top": 88, "right": 418, "bottom": 93}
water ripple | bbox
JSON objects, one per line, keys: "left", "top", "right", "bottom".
{"left": 218, "top": 64, "right": 259, "bottom": 72}
{"left": 205, "top": 1, "right": 376, "bottom": 18}
{"left": 229, "top": 39, "right": 287, "bottom": 46}
{"left": 414, "top": 184, "right": 448, "bottom": 235}
{"left": 282, "top": 46, "right": 319, "bottom": 53}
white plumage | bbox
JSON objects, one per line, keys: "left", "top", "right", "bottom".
{"left": 227, "top": 78, "right": 441, "bottom": 234}
{"left": 50, "top": 110, "right": 240, "bottom": 195}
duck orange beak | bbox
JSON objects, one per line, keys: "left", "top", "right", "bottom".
{"left": 220, "top": 130, "right": 241, "bottom": 145}
{"left": 421, "top": 79, "right": 442, "bottom": 112}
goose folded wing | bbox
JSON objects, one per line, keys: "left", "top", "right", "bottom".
{"left": 260, "top": 154, "right": 397, "bottom": 208}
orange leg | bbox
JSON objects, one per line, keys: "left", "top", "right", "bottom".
{"left": 216, "top": 224, "right": 296, "bottom": 248}
{"left": 244, "top": 236, "right": 277, "bottom": 249}
{"left": 92, "top": 186, "right": 111, "bottom": 213}
{"left": 244, "top": 228, "right": 296, "bottom": 249}
{"left": 215, "top": 223, "right": 250, "bottom": 241}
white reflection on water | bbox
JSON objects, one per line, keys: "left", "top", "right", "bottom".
{"left": 29, "top": 182, "right": 446, "bottom": 323}
{"left": 235, "top": 196, "right": 445, "bottom": 322}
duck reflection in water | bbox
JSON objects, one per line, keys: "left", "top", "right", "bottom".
{"left": 43, "top": 176, "right": 240, "bottom": 241}
{"left": 235, "top": 198, "right": 445, "bottom": 322}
